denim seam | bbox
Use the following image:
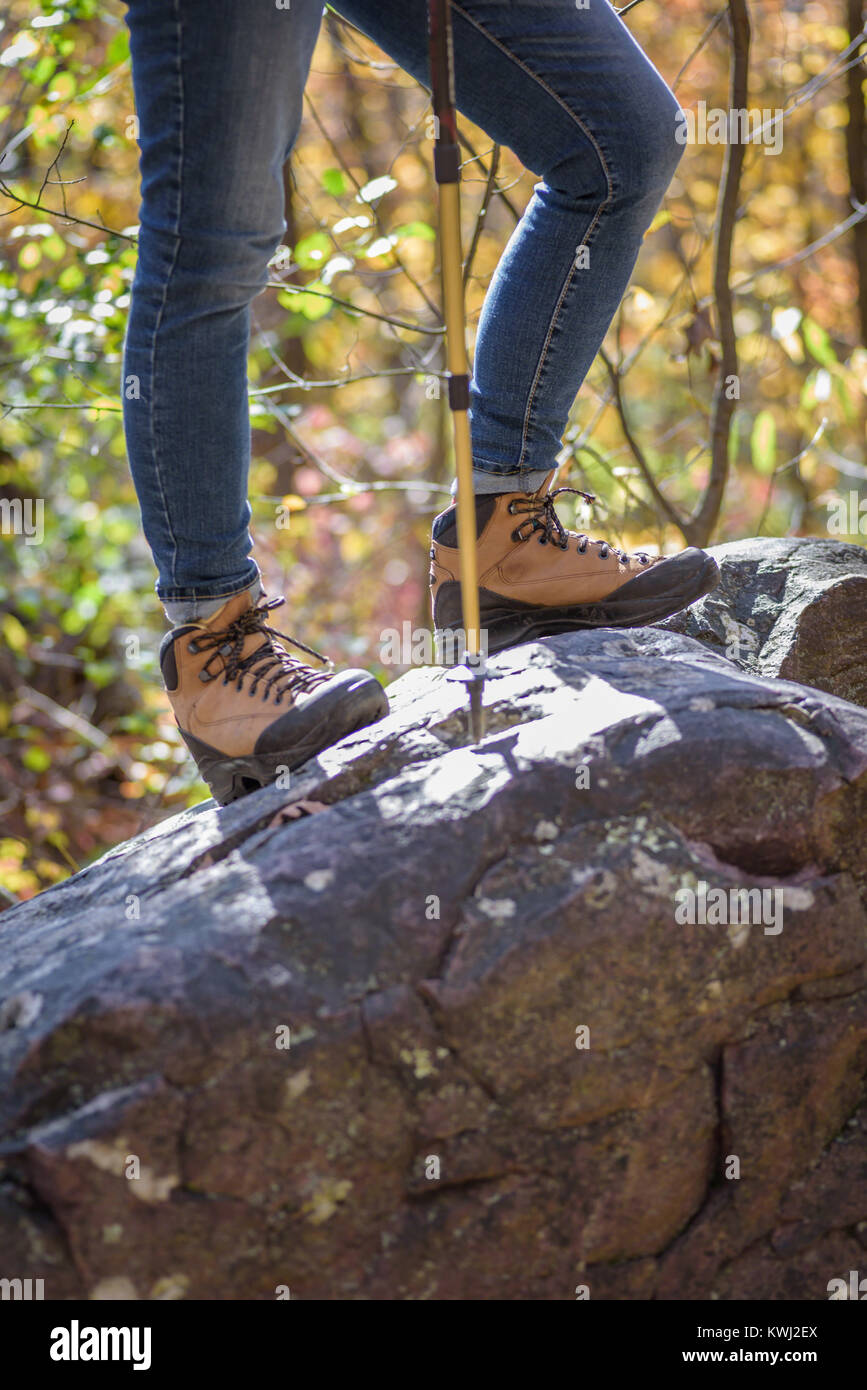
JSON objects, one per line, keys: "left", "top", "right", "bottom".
{"left": 471, "top": 452, "right": 549, "bottom": 474}
{"left": 471, "top": 454, "right": 523, "bottom": 472}
{"left": 451, "top": 1, "right": 616, "bottom": 481}
{"left": 147, "top": 0, "right": 185, "bottom": 590}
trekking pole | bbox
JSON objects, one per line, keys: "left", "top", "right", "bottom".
{"left": 428, "top": 0, "right": 486, "bottom": 743}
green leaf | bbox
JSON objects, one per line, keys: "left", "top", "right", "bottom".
{"left": 293, "top": 232, "right": 331, "bottom": 269}
{"left": 58, "top": 263, "right": 85, "bottom": 291}
{"left": 801, "top": 316, "right": 837, "bottom": 368}
{"left": 296, "top": 282, "right": 332, "bottom": 321}
{"left": 84, "top": 660, "right": 116, "bottom": 687}
{"left": 393, "top": 221, "right": 436, "bottom": 242}
{"left": 30, "top": 55, "right": 58, "bottom": 88}
{"left": 23, "top": 746, "right": 51, "bottom": 773}
{"left": 321, "top": 167, "right": 346, "bottom": 198}
{"left": 750, "top": 410, "right": 777, "bottom": 476}
{"left": 105, "top": 29, "right": 130, "bottom": 67}
{"left": 832, "top": 371, "right": 855, "bottom": 424}
{"left": 42, "top": 233, "right": 66, "bottom": 262}
{"left": 18, "top": 243, "right": 42, "bottom": 270}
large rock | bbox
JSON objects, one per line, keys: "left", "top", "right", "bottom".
{"left": 657, "top": 536, "right": 867, "bottom": 708}
{"left": 1, "top": 548, "right": 867, "bottom": 1300}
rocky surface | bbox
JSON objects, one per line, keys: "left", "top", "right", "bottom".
{"left": 1, "top": 542, "right": 867, "bottom": 1300}
{"left": 657, "top": 536, "right": 867, "bottom": 708}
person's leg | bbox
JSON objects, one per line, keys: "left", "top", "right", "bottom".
{"left": 123, "top": 0, "right": 388, "bottom": 802}
{"left": 333, "top": 0, "right": 684, "bottom": 493}
{"left": 335, "top": 0, "right": 719, "bottom": 650}
{"left": 123, "top": 0, "right": 323, "bottom": 620}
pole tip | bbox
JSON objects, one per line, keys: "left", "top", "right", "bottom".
{"left": 469, "top": 685, "right": 486, "bottom": 743}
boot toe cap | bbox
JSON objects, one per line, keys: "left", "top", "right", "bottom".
{"left": 254, "top": 669, "right": 388, "bottom": 756}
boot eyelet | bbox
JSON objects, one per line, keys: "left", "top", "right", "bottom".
{"left": 187, "top": 640, "right": 199, "bottom": 654}
{"left": 507, "top": 501, "right": 517, "bottom": 514}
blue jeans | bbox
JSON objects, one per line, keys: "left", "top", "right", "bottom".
{"left": 122, "top": 0, "right": 683, "bottom": 612}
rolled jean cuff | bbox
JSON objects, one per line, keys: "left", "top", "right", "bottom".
{"left": 160, "top": 565, "right": 262, "bottom": 624}
{"left": 452, "top": 466, "right": 555, "bottom": 497}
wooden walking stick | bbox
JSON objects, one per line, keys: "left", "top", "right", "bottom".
{"left": 428, "top": 0, "right": 486, "bottom": 741}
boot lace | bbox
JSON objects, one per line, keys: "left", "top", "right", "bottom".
{"left": 188, "top": 597, "right": 334, "bottom": 702}
{"left": 508, "top": 487, "right": 650, "bottom": 563}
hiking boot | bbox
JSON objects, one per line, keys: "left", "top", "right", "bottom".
{"left": 430, "top": 476, "right": 720, "bottom": 656}
{"left": 160, "top": 590, "right": 388, "bottom": 805}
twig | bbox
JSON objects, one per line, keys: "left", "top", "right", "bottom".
{"left": 457, "top": 131, "right": 522, "bottom": 224}
{"left": 567, "top": 440, "right": 656, "bottom": 523}
{"left": 264, "top": 398, "right": 357, "bottom": 489}
{"left": 847, "top": 1, "right": 867, "bottom": 344}
{"left": 464, "top": 144, "right": 500, "bottom": 287}
{"left": 304, "top": 90, "right": 440, "bottom": 317}
{"left": 691, "top": 0, "right": 751, "bottom": 548}
{"left": 599, "top": 349, "right": 687, "bottom": 534}
{"left": 14, "top": 684, "right": 135, "bottom": 775}
{"left": 0, "top": 177, "right": 136, "bottom": 240}
{"left": 267, "top": 278, "right": 443, "bottom": 335}
{"left": 726, "top": 201, "right": 867, "bottom": 297}
{"left": 250, "top": 367, "right": 444, "bottom": 395}
{"left": 253, "top": 479, "right": 450, "bottom": 505}
{"left": 673, "top": 9, "right": 728, "bottom": 87}
{"left": 1, "top": 400, "right": 122, "bottom": 412}
{"left": 756, "top": 419, "right": 827, "bottom": 535}
{"left": 36, "top": 119, "right": 74, "bottom": 209}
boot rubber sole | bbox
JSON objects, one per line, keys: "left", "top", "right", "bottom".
{"left": 435, "top": 548, "right": 720, "bottom": 658}
{"left": 176, "top": 671, "right": 388, "bottom": 806}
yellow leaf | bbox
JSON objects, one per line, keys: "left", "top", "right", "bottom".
{"left": 2, "top": 613, "right": 28, "bottom": 653}
{"left": 645, "top": 209, "right": 671, "bottom": 236}
{"left": 280, "top": 494, "right": 307, "bottom": 512}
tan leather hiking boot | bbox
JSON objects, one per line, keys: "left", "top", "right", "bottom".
{"left": 160, "top": 589, "right": 387, "bottom": 804}
{"left": 430, "top": 475, "right": 720, "bottom": 655}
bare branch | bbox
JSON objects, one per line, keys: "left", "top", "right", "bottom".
{"left": 690, "top": 0, "right": 751, "bottom": 547}
{"left": 464, "top": 143, "right": 500, "bottom": 287}
{"left": 250, "top": 367, "right": 443, "bottom": 395}
{"left": 303, "top": 89, "right": 440, "bottom": 317}
{"left": 756, "top": 419, "right": 827, "bottom": 535}
{"left": 599, "top": 348, "right": 688, "bottom": 535}
{"left": 673, "top": 9, "right": 728, "bottom": 87}
{"left": 457, "top": 131, "right": 522, "bottom": 224}
{"left": 0, "top": 176, "right": 136, "bottom": 240}
{"left": 267, "top": 277, "right": 443, "bottom": 335}
{"left": 253, "top": 478, "right": 450, "bottom": 506}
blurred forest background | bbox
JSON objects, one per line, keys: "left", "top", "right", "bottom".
{"left": 1, "top": 0, "right": 865, "bottom": 902}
